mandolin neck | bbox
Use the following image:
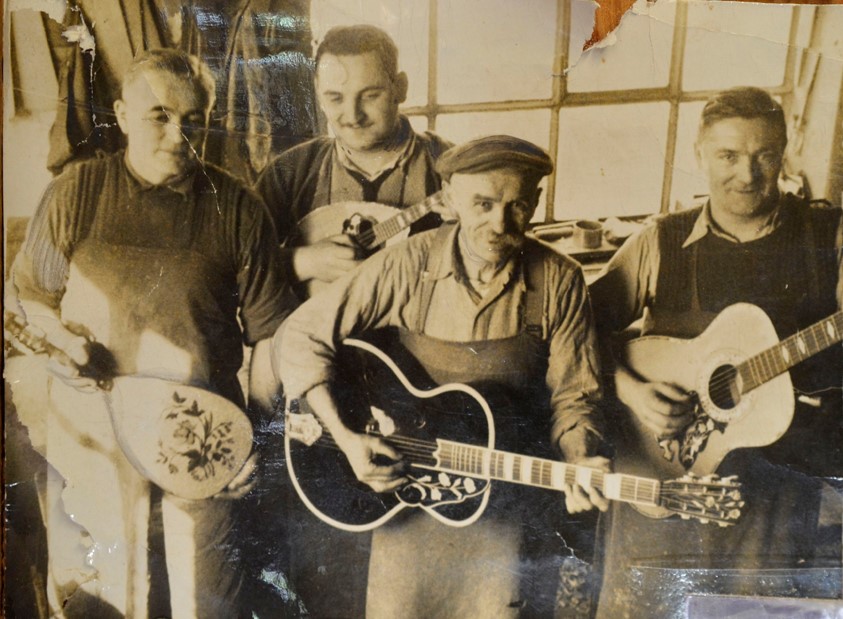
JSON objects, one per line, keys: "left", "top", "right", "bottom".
{"left": 738, "top": 310, "right": 843, "bottom": 393}
{"left": 363, "top": 192, "right": 444, "bottom": 249}
{"left": 432, "top": 439, "right": 661, "bottom": 506}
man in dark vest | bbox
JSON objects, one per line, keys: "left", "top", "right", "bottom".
{"left": 274, "top": 135, "right": 610, "bottom": 617}
{"left": 256, "top": 24, "right": 451, "bottom": 301}
{"left": 589, "top": 86, "right": 843, "bottom": 617}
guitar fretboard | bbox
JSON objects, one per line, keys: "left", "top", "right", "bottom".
{"left": 360, "top": 192, "right": 444, "bottom": 249}
{"left": 738, "top": 310, "right": 843, "bottom": 393}
{"left": 435, "top": 440, "right": 660, "bottom": 505}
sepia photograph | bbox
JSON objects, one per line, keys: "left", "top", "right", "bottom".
{"left": 3, "top": 0, "right": 843, "bottom": 617}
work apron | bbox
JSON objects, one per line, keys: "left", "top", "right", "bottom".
{"left": 42, "top": 238, "right": 244, "bottom": 619}
{"left": 365, "top": 285, "right": 565, "bottom": 618}
{"left": 595, "top": 240, "right": 833, "bottom": 619}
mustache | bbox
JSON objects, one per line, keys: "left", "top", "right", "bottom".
{"left": 483, "top": 232, "right": 523, "bottom": 248}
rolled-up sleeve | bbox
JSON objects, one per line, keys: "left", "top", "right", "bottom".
{"left": 235, "top": 193, "right": 298, "bottom": 345}
{"left": 588, "top": 225, "right": 659, "bottom": 336}
{"left": 546, "top": 263, "right": 605, "bottom": 461}
{"left": 13, "top": 173, "right": 80, "bottom": 309}
{"left": 273, "top": 242, "right": 418, "bottom": 400}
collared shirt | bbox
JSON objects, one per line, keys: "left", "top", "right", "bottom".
{"left": 589, "top": 198, "right": 843, "bottom": 335}
{"left": 123, "top": 152, "right": 195, "bottom": 197}
{"left": 255, "top": 116, "right": 451, "bottom": 246}
{"left": 334, "top": 118, "right": 416, "bottom": 183}
{"left": 275, "top": 223, "right": 604, "bottom": 460}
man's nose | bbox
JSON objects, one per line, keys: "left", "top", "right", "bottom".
{"left": 343, "top": 97, "right": 365, "bottom": 124}
{"left": 735, "top": 156, "right": 758, "bottom": 184}
{"left": 164, "top": 120, "right": 186, "bottom": 143}
{"left": 488, "top": 205, "right": 508, "bottom": 234}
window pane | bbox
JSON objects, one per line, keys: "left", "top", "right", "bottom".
{"left": 407, "top": 115, "right": 429, "bottom": 134}
{"left": 436, "top": 110, "right": 553, "bottom": 219}
{"left": 567, "top": 1, "right": 675, "bottom": 92}
{"left": 670, "top": 101, "right": 708, "bottom": 211}
{"left": 310, "top": 0, "right": 430, "bottom": 107}
{"left": 683, "top": 4, "right": 793, "bottom": 91}
{"left": 437, "top": 0, "right": 557, "bottom": 104}
{"left": 554, "top": 103, "right": 670, "bottom": 220}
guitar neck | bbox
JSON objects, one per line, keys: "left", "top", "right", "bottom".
{"left": 739, "top": 310, "right": 843, "bottom": 393}
{"left": 433, "top": 440, "right": 661, "bottom": 506}
{"left": 362, "top": 192, "right": 443, "bottom": 249}
{"left": 4, "top": 311, "right": 67, "bottom": 361}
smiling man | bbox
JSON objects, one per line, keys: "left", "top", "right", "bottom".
{"left": 12, "top": 49, "right": 294, "bottom": 618}
{"left": 276, "top": 135, "right": 609, "bottom": 617}
{"left": 256, "top": 25, "right": 451, "bottom": 298}
{"left": 589, "top": 86, "right": 843, "bottom": 617}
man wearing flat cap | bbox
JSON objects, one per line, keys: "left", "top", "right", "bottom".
{"left": 274, "top": 135, "right": 609, "bottom": 617}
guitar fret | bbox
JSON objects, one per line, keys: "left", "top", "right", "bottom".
{"left": 550, "top": 462, "right": 565, "bottom": 490}
{"left": 740, "top": 311, "right": 843, "bottom": 390}
{"left": 368, "top": 192, "right": 441, "bottom": 248}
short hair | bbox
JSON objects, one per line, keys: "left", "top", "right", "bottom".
{"left": 698, "top": 86, "right": 786, "bottom": 145}
{"left": 315, "top": 25, "right": 399, "bottom": 80}
{"left": 121, "top": 49, "right": 216, "bottom": 110}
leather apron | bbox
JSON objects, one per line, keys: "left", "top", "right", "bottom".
{"left": 45, "top": 236, "right": 244, "bottom": 619}
{"left": 596, "top": 215, "right": 835, "bottom": 619}
{"left": 366, "top": 241, "right": 565, "bottom": 619}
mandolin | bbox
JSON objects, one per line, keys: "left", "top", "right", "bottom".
{"left": 297, "top": 192, "right": 445, "bottom": 297}
{"left": 4, "top": 310, "right": 254, "bottom": 500}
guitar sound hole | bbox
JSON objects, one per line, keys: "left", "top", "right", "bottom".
{"left": 708, "top": 365, "right": 740, "bottom": 410}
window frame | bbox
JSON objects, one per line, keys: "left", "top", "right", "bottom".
{"left": 401, "top": 0, "right": 805, "bottom": 223}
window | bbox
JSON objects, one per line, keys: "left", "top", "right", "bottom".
{"left": 311, "top": 0, "right": 806, "bottom": 222}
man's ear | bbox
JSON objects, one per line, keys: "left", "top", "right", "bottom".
{"left": 114, "top": 99, "right": 129, "bottom": 135}
{"left": 527, "top": 187, "right": 542, "bottom": 220}
{"left": 436, "top": 181, "right": 458, "bottom": 222}
{"left": 394, "top": 71, "right": 409, "bottom": 104}
{"left": 694, "top": 140, "right": 705, "bottom": 169}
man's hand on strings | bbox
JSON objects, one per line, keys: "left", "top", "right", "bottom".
{"left": 293, "top": 234, "right": 363, "bottom": 284}
{"left": 43, "top": 325, "right": 100, "bottom": 392}
{"left": 336, "top": 431, "right": 406, "bottom": 493}
{"left": 615, "top": 365, "right": 695, "bottom": 439}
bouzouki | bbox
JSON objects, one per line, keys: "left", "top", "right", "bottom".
{"left": 297, "top": 192, "right": 445, "bottom": 297}
{"left": 617, "top": 303, "right": 843, "bottom": 518}
{"left": 4, "top": 310, "right": 254, "bottom": 500}
{"left": 286, "top": 337, "right": 743, "bottom": 532}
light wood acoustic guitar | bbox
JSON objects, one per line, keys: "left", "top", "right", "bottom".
{"left": 286, "top": 337, "right": 743, "bottom": 532}
{"left": 297, "top": 191, "right": 445, "bottom": 297}
{"left": 4, "top": 310, "right": 254, "bottom": 500}
{"left": 616, "top": 302, "right": 843, "bottom": 518}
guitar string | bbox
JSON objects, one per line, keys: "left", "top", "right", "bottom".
{"left": 351, "top": 195, "right": 441, "bottom": 248}
{"left": 703, "top": 313, "right": 843, "bottom": 402}
{"left": 294, "top": 433, "right": 732, "bottom": 500}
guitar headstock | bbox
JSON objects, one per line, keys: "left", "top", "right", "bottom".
{"left": 286, "top": 410, "right": 324, "bottom": 447}
{"left": 660, "top": 474, "right": 744, "bottom": 526}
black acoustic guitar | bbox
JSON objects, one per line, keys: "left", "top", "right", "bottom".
{"left": 285, "top": 337, "right": 744, "bottom": 532}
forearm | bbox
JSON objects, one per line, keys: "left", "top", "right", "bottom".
{"left": 304, "top": 384, "right": 357, "bottom": 446}
{"left": 247, "top": 338, "right": 282, "bottom": 418}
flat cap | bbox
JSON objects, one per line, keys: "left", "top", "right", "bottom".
{"left": 436, "top": 135, "right": 554, "bottom": 180}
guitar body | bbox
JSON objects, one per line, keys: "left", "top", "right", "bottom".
{"left": 299, "top": 202, "right": 411, "bottom": 298}
{"left": 105, "top": 377, "right": 254, "bottom": 500}
{"left": 618, "top": 303, "right": 795, "bottom": 516}
{"left": 4, "top": 311, "right": 255, "bottom": 500}
{"left": 286, "top": 338, "right": 494, "bottom": 532}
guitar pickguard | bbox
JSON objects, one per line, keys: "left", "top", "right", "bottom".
{"left": 398, "top": 472, "right": 488, "bottom": 508}
{"left": 658, "top": 405, "right": 728, "bottom": 469}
